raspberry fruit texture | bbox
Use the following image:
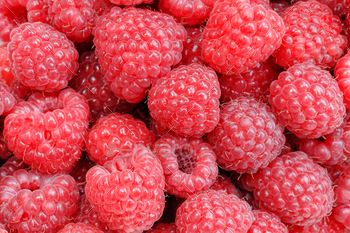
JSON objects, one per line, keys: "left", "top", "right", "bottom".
{"left": 58, "top": 223, "right": 104, "bottom": 233}
{"left": 269, "top": 62, "right": 346, "bottom": 139}
{"left": 0, "top": 133, "right": 11, "bottom": 160}
{"left": 0, "top": 156, "right": 28, "bottom": 182}
{"left": 93, "top": 7, "right": 187, "bottom": 103}
{"left": 207, "top": 97, "right": 285, "bottom": 174}
{"left": 219, "top": 57, "right": 282, "bottom": 103}
{"left": 202, "top": 0, "right": 285, "bottom": 75}
{"left": 252, "top": 151, "right": 334, "bottom": 226}
{"left": 175, "top": 190, "right": 254, "bottom": 233}
{"left": 334, "top": 204, "right": 350, "bottom": 229}
{"left": 0, "top": 81, "right": 17, "bottom": 116}
{"left": 177, "top": 27, "right": 205, "bottom": 66}
{"left": 210, "top": 174, "right": 239, "bottom": 196}
{"left": 3, "top": 88, "right": 90, "bottom": 174}
{"left": 70, "top": 51, "right": 135, "bottom": 123}
{"left": 273, "top": 0, "right": 347, "bottom": 70}
{"left": 270, "top": 0, "right": 290, "bottom": 16}
{"left": 111, "top": 0, "right": 153, "bottom": 5}
{"left": 0, "top": 169, "right": 79, "bottom": 232}
{"left": 334, "top": 164, "right": 350, "bottom": 205}
{"left": 153, "top": 133, "right": 218, "bottom": 198}
{"left": 146, "top": 223, "right": 177, "bottom": 233}
{"left": 335, "top": 50, "right": 350, "bottom": 108}
{"left": 0, "top": 224, "right": 7, "bottom": 233}
{"left": 148, "top": 63, "right": 221, "bottom": 137}
{"left": 85, "top": 146, "right": 165, "bottom": 233}
{"left": 0, "top": 45, "right": 14, "bottom": 86}
{"left": 8, "top": 22, "right": 79, "bottom": 92}
{"left": 248, "top": 210, "right": 288, "bottom": 233}
{"left": 85, "top": 112, "right": 156, "bottom": 165}
{"left": 294, "top": 0, "right": 347, "bottom": 18}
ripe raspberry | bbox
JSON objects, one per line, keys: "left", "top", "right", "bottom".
{"left": 0, "top": 81, "right": 17, "bottom": 116}
{"left": 341, "top": 19, "right": 350, "bottom": 49}
{"left": 334, "top": 204, "right": 350, "bottom": 229}
{"left": 202, "top": 0, "right": 285, "bottom": 75}
{"left": 58, "top": 223, "right": 103, "bottom": 233}
{"left": 0, "top": 45, "right": 14, "bottom": 86}
{"left": 0, "top": 133, "right": 11, "bottom": 160}
{"left": 269, "top": 62, "right": 345, "bottom": 138}
{"left": 293, "top": 0, "right": 347, "bottom": 18}
{"left": 85, "top": 146, "right": 165, "bottom": 233}
{"left": 0, "top": 156, "right": 28, "bottom": 182}
{"left": 0, "top": 169, "right": 79, "bottom": 232}
{"left": 248, "top": 210, "right": 288, "bottom": 233}
{"left": 153, "top": 133, "right": 218, "bottom": 198}
{"left": 177, "top": 27, "right": 205, "bottom": 66}
{"left": 273, "top": 0, "right": 347, "bottom": 70}
{"left": 86, "top": 112, "right": 155, "bottom": 165}
{"left": 146, "top": 223, "right": 176, "bottom": 233}
{"left": 8, "top": 22, "right": 79, "bottom": 92}
{"left": 210, "top": 174, "right": 239, "bottom": 196}
{"left": 219, "top": 57, "right": 281, "bottom": 103}
{"left": 69, "top": 154, "right": 95, "bottom": 196}
{"left": 207, "top": 97, "right": 285, "bottom": 174}
{"left": 0, "top": 2, "right": 27, "bottom": 43}
{"left": 93, "top": 7, "right": 187, "bottom": 103}
{"left": 111, "top": 0, "right": 153, "bottom": 5}
{"left": 252, "top": 151, "right": 334, "bottom": 226}
{"left": 270, "top": 0, "right": 290, "bottom": 16}
{"left": 335, "top": 50, "right": 350, "bottom": 109}
{"left": 175, "top": 190, "right": 254, "bottom": 232}
{"left": 334, "top": 164, "right": 350, "bottom": 205}
{"left": 250, "top": 0, "right": 271, "bottom": 9}
{"left": 148, "top": 63, "right": 221, "bottom": 137}
{"left": 0, "top": 224, "right": 7, "bottom": 233}
{"left": 4, "top": 88, "right": 90, "bottom": 174}
{"left": 231, "top": 172, "right": 256, "bottom": 192}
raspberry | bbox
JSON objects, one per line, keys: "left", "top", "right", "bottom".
{"left": 4, "top": 88, "right": 90, "bottom": 174}
{"left": 0, "top": 169, "right": 79, "bottom": 232}
{"left": 85, "top": 146, "right": 165, "bottom": 233}
{"left": 252, "top": 151, "right": 334, "bottom": 226}
{"left": 269, "top": 62, "right": 346, "bottom": 138}
{"left": 175, "top": 190, "right": 254, "bottom": 232}
{"left": 93, "top": 7, "right": 187, "bottom": 103}
{"left": 219, "top": 57, "right": 281, "bottom": 103}
{"left": 177, "top": 27, "right": 205, "bottom": 66}
{"left": 207, "top": 97, "right": 285, "bottom": 174}
{"left": 0, "top": 3, "right": 27, "bottom": 43}
{"left": 202, "top": 0, "right": 285, "bottom": 75}
{"left": 0, "top": 45, "right": 14, "bottom": 86}
{"left": 58, "top": 223, "right": 104, "bottom": 233}
{"left": 333, "top": 204, "right": 350, "bottom": 229}
{"left": 273, "top": 0, "right": 347, "bottom": 70}
{"left": 293, "top": 0, "right": 347, "bottom": 18}
{"left": 111, "top": 0, "right": 153, "bottom": 5}
{"left": 85, "top": 112, "right": 155, "bottom": 165}
{"left": 152, "top": 133, "right": 218, "bottom": 198}
{"left": 0, "top": 133, "right": 11, "bottom": 160}
{"left": 0, "top": 224, "right": 7, "bottom": 233}
{"left": 0, "top": 156, "right": 28, "bottom": 182}
{"left": 335, "top": 50, "right": 350, "bottom": 109}
{"left": 69, "top": 153, "right": 95, "bottom": 196}
{"left": 270, "top": 0, "right": 290, "bottom": 16}
{"left": 210, "top": 174, "right": 239, "bottom": 196}
{"left": 250, "top": 0, "right": 271, "bottom": 9}
{"left": 146, "top": 223, "right": 176, "bottom": 233}
{"left": 231, "top": 172, "right": 256, "bottom": 192}
{"left": 334, "top": 164, "right": 350, "bottom": 205}
{"left": 248, "top": 210, "right": 288, "bottom": 233}
{"left": 8, "top": 22, "right": 79, "bottom": 92}
{"left": 148, "top": 63, "right": 221, "bottom": 137}
{"left": 0, "top": 81, "right": 17, "bottom": 116}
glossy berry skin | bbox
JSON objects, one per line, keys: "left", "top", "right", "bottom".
{"left": 0, "top": 170, "right": 79, "bottom": 233}
{"left": 111, "top": 0, "right": 153, "bottom": 5}
{"left": 294, "top": 0, "right": 347, "bottom": 18}
{"left": 207, "top": 97, "right": 285, "bottom": 174}
{"left": 70, "top": 51, "right": 135, "bottom": 123}
{"left": 177, "top": 27, "right": 205, "bottom": 66}
{"left": 0, "top": 224, "right": 7, "bottom": 233}
{"left": 153, "top": 133, "right": 218, "bottom": 198}
{"left": 93, "top": 7, "right": 187, "bottom": 103}
{"left": 175, "top": 190, "right": 254, "bottom": 233}
{"left": 8, "top": 22, "right": 79, "bottom": 92}
{"left": 248, "top": 210, "right": 288, "bottom": 233}
{"left": 0, "top": 81, "right": 17, "bottom": 116}
{"left": 0, "top": 45, "right": 14, "bottom": 86}
{"left": 202, "top": 0, "right": 285, "bottom": 75}
{"left": 0, "top": 3, "right": 27, "bottom": 43}
{"left": 58, "top": 223, "right": 104, "bottom": 233}
{"left": 210, "top": 174, "right": 239, "bottom": 196}
{"left": 270, "top": 0, "right": 290, "bottom": 16}
{"left": 85, "top": 146, "right": 165, "bottom": 233}
{"left": 252, "top": 151, "right": 334, "bottom": 226}
{"left": 146, "top": 223, "right": 176, "bottom": 233}
{"left": 0, "top": 156, "right": 28, "bottom": 182}
{"left": 0, "top": 133, "right": 11, "bottom": 160}
{"left": 4, "top": 88, "right": 90, "bottom": 174}
{"left": 269, "top": 62, "right": 345, "bottom": 139}
{"left": 334, "top": 204, "right": 350, "bottom": 230}
{"left": 273, "top": 1, "right": 347, "bottom": 70}
{"left": 335, "top": 50, "right": 350, "bottom": 108}
{"left": 85, "top": 112, "right": 155, "bottom": 165}
{"left": 148, "top": 63, "right": 221, "bottom": 137}
{"left": 334, "top": 165, "right": 350, "bottom": 205}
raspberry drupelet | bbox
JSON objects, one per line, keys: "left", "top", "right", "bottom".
{"left": 0, "top": 45, "right": 14, "bottom": 86}
{"left": 58, "top": 223, "right": 104, "bottom": 233}
{"left": 335, "top": 50, "right": 350, "bottom": 109}
{"left": 0, "top": 156, "right": 28, "bottom": 182}
{"left": 146, "top": 223, "right": 177, "bottom": 233}
{"left": 0, "top": 81, "right": 17, "bottom": 117}
{"left": 93, "top": 7, "right": 187, "bottom": 103}
{"left": 333, "top": 164, "right": 350, "bottom": 205}
{"left": 3, "top": 88, "right": 90, "bottom": 174}
{"left": 333, "top": 204, "right": 350, "bottom": 230}
{"left": 111, "top": 0, "right": 153, "bottom": 5}
{"left": 177, "top": 27, "right": 205, "bottom": 66}
{"left": 248, "top": 210, "right": 288, "bottom": 233}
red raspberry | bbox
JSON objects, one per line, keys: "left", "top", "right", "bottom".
{"left": 334, "top": 204, "right": 350, "bottom": 229}
{"left": 293, "top": 0, "right": 347, "bottom": 18}
{"left": 153, "top": 133, "right": 218, "bottom": 198}
{"left": 210, "top": 174, "right": 240, "bottom": 196}
{"left": 8, "top": 22, "right": 79, "bottom": 92}
{"left": 250, "top": 0, "right": 271, "bottom": 9}
{"left": 202, "top": 0, "right": 285, "bottom": 75}
{"left": 148, "top": 63, "right": 221, "bottom": 137}
{"left": 219, "top": 57, "right": 282, "bottom": 103}
{"left": 0, "top": 169, "right": 79, "bottom": 232}
{"left": 273, "top": 1, "right": 347, "bottom": 70}
{"left": 69, "top": 154, "right": 95, "bottom": 196}
{"left": 70, "top": 51, "right": 135, "bottom": 123}
{"left": 93, "top": 7, "right": 187, "bottom": 103}
{"left": 85, "top": 146, "right": 165, "bottom": 233}
{"left": 248, "top": 210, "right": 288, "bottom": 233}
{"left": 271, "top": 0, "right": 290, "bottom": 16}
{"left": 0, "top": 2, "right": 27, "bottom": 43}
{"left": 341, "top": 19, "right": 350, "bottom": 49}
{"left": 4, "top": 88, "right": 90, "bottom": 174}
{"left": 146, "top": 223, "right": 176, "bottom": 233}
{"left": 335, "top": 50, "right": 350, "bottom": 109}
{"left": 86, "top": 112, "right": 155, "bottom": 165}
{"left": 0, "top": 224, "right": 7, "bottom": 233}
{"left": 58, "top": 223, "right": 104, "bottom": 233}
{"left": 0, "top": 45, "right": 14, "bottom": 86}
{"left": 111, "top": 0, "right": 153, "bottom": 5}
{"left": 334, "top": 164, "right": 350, "bottom": 205}
{"left": 177, "top": 27, "right": 205, "bottom": 66}
{"left": 207, "top": 97, "right": 285, "bottom": 174}
{"left": 0, "top": 133, "right": 11, "bottom": 160}
{"left": 0, "top": 156, "right": 28, "bottom": 182}
{"left": 231, "top": 172, "right": 256, "bottom": 192}
{"left": 175, "top": 190, "right": 254, "bottom": 232}
{"left": 0, "top": 81, "right": 17, "bottom": 116}
{"left": 252, "top": 151, "right": 334, "bottom": 226}
{"left": 269, "top": 62, "right": 345, "bottom": 138}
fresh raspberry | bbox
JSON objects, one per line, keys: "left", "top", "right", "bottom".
{"left": 0, "top": 133, "right": 11, "bottom": 160}
{"left": 207, "top": 97, "right": 285, "bottom": 173}
{"left": 0, "top": 169, "right": 79, "bottom": 232}
{"left": 70, "top": 51, "right": 135, "bottom": 123}
{"left": 10, "top": 78, "right": 34, "bottom": 101}
{"left": 58, "top": 223, "right": 104, "bottom": 233}
{"left": 341, "top": 19, "right": 350, "bottom": 49}
{"left": 0, "top": 156, "right": 28, "bottom": 182}
{"left": 152, "top": 133, "right": 218, "bottom": 198}
{"left": 273, "top": 0, "right": 347, "bottom": 70}
{"left": 334, "top": 204, "right": 350, "bottom": 229}
{"left": 0, "top": 2, "right": 27, "bottom": 43}
{"left": 146, "top": 223, "right": 176, "bottom": 233}
{"left": 8, "top": 22, "right": 79, "bottom": 92}
{"left": 202, "top": 0, "right": 285, "bottom": 75}
{"left": 177, "top": 27, "right": 205, "bottom": 66}
{"left": 252, "top": 151, "right": 334, "bottom": 226}
{"left": 93, "top": 7, "right": 187, "bottom": 103}
{"left": 219, "top": 57, "right": 281, "bottom": 103}
{"left": 148, "top": 63, "right": 221, "bottom": 137}
{"left": 270, "top": 0, "right": 290, "bottom": 16}
{"left": 69, "top": 154, "right": 95, "bottom": 196}
{"left": 0, "top": 81, "right": 17, "bottom": 116}
{"left": 175, "top": 190, "right": 254, "bottom": 232}
{"left": 334, "top": 164, "right": 350, "bottom": 205}
{"left": 0, "top": 224, "right": 7, "bottom": 233}
{"left": 231, "top": 172, "right": 256, "bottom": 192}
{"left": 86, "top": 112, "right": 155, "bottom": 165}
{"left": 111, "top": 0, "right": 153, "bottom": 5}
{"left": 292, "top": 0, "right": 347, "bottom": 18}
{"left": 250, "top": 0, "right": 271, "bottom": 9}
{"left": 248, "top": 210, "right": 288, "bottom": 233}
{"left": 0, "top": 45, "right": 14, "bottom": 86}
{"left": 269, "top": 62, "right": 346, "bottom": 138}
{"left": 335, "top": 50, "right": 350, "bottom": 109}
{"left": 210, "top": 174, "right": 240, "bottom": 196}
{"left": 85, "top": 146, "right": 165, "bottom": 233}
{"left": 4, "top": 88, "right": 90, "bottom": 174}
